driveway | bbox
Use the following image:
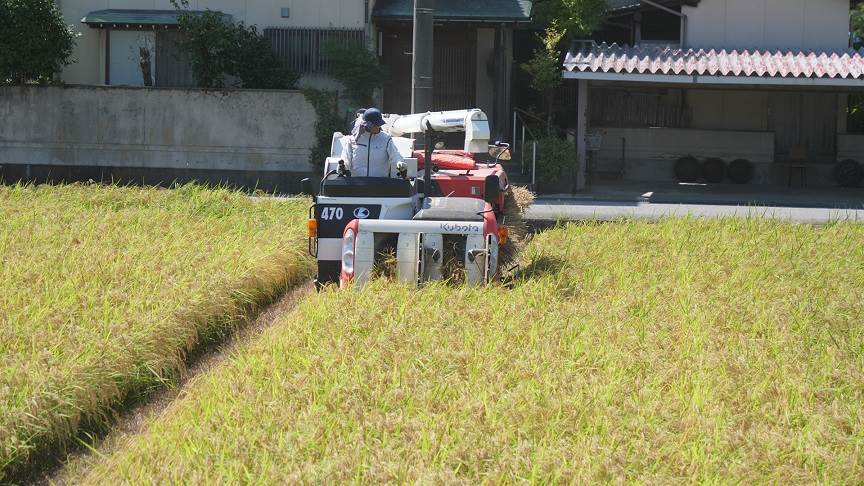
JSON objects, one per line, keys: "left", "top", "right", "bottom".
{"left": 527, "top": 199, "right": 864, "bottom": 225}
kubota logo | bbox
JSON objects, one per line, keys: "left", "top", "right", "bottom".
{"left": 353, "top": 207, "right": 370, "bottom": 219}
{"left": 440, "top": 223, "right": 481, "bottom": 234}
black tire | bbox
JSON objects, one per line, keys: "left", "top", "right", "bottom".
{"left": 674, "top": 156, "right": 701, "bottom": 183}
{"left": 702, "top": 158, "right": 726, "bottom": 183}
{"left": 834, "top": 160, "right": 863, "bottom": 188}
{"left": 728, "top": 159, "right": 754, "bottom": 184}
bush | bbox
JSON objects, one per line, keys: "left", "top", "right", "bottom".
{"left": 303, "top": 89, "right": 344, "bottom": 167}
{"left": 535, "top": 136, "right": 575, "bottom": 185}
{"left": 0, "top": 0, "right": 76, "bottom": 85}
{"left": 322, "top": 40, "right": 384, "bottom": 108}
{"left": 177, "top": 10, "right": 298, "bottom": 89}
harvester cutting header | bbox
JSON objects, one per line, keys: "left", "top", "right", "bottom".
{"left": 303, "top": 108, "right": 530, "bottom": 289}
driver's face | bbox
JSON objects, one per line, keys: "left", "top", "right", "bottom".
{"left": 368, "top": 126, "right": 382, "bottom": 134}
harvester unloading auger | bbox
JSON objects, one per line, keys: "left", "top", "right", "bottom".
{"left": 303, "top": 109, "right": 534, "bottom": 289}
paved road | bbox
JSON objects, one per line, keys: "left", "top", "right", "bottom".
{"left": 527, "top": 199, "right": 864, "bottom": 225}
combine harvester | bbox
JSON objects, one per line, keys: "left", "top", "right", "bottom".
{"left": 304, "top": 108, "right": 528, "bottom": 289}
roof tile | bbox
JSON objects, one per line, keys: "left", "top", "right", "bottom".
{"left": 564, "top": 43, "right": 864, "bottom": 80}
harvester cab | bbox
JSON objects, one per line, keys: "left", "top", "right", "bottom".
{"left": 305, "top": 109, "right": 513, "bottom": 290}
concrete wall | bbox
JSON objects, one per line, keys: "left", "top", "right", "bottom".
{"left": 60, "top": 0, "right": 368, "bottom": 85}
{"left": 683, "top": 0, "right": 850, "bottom": 50}
{"left": 0, "top": 85, "right": 316, "bottom": 176}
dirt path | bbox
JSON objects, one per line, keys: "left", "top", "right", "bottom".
{"left": 37, "top": 283, "right": 314, "bottom": 486}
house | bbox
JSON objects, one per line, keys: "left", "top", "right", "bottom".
{"left": 562, "top": 0, "right": 864, "bottom": 190}
{"left": 58, "top": 0, "right": 533, "bottom": 135}
{"left": 371, "top": 0, "right": 533, "bottom": 137}
{"left": 59, "top": 0, "right": 370, "bottom": 88}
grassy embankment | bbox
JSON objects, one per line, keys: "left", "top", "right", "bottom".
{"left": 0, "top": 184, "right": 313, "bottom": 480}
{"left": 74, "top": 218, "right": 864, "bottom": 483}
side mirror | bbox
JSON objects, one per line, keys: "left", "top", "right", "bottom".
{"left": 300, "top": 177, "right": 313, "bottom": 194}
{"left": 484, "top": 175, "right": 501, "bottom": 206}
{"left": 488, "top": 144, "right": 512, "bottom": 161}
{"left": 300, "top": 177, "right": 315, "bottom": 200}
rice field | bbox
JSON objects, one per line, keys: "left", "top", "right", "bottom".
{"left": 0, "top": 184, "right": 313, "bottom": 481}
{"left": 71, "top": 218, "right": 864, "bottom": 483}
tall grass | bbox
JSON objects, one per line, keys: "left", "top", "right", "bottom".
{"left": 74, "top": 218, "right": 864, "bottom": 483}
{"left": 0, "top": 184, "right": 313, "bottom": 480}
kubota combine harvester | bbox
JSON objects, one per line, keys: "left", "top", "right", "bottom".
{"left": 304, "top": 109, "right": 517, "bottom": 289}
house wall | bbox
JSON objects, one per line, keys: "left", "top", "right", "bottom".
{"left": 688, "top": 90, "right": 769, "bottom": 131}
{"left": 588, "top": 87, "right": 855, "bottom": 186}
{"left": 592, "top": 127, "right": 776, "bottom": 183}
{"left": 0, "top": 85, "right": 317, "bottom": 189}
{"left": 682, "top": 0, "right": 850, "bottom": 50}
{"left": 59, "top": 0, "right": 368, "bottom": 85}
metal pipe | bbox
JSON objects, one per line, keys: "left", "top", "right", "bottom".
{"left": 640, "top": 0, "right": 688, "bottom": 48}
{"left": 531, "top": 141, "right": 537, "bottom": 187}
{"left": 412, "top": 0, "right": 435, "bottom": 113}
{"left": 521, "top": 124, "right": 526, "bottom": 174}
{"left": 512, "top": 111, "right": 517, "bottom": 156}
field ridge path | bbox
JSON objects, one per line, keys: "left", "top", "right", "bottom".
{"left": 35, "top": 283, "right": 314, "bottom": 486}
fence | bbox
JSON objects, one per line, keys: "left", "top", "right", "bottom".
{"left": 265, "top": 27, "right": 365, "bottom": 74}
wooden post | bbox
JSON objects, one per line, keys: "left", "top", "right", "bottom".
{"left": 575, "top": 79, "right": 589, "bottom": 191}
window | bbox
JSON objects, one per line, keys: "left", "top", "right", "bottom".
{"left": 264, "top": 27, "right": 365, "bottom": 74}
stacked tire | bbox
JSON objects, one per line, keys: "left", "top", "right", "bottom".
{"left": 674, "top": 156, "right": 754, "bottom": 184}
{"left": 834, "top": 160, "right": 863, "bottom": 188}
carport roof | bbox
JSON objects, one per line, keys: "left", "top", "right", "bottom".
{"left": 606, "top": 0, "right": 700, "bottom": 12}
{"left": 81, "top": 9, "right": 229, "bottom": 28}
{"left": 563, "top": 43, "right": 864, "bottom": 86}
{"left": 372, "top": 0, "right": 533, "bottom": 22}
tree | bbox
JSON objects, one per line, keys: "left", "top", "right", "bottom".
{"left": 853, "top": 3, "right": 864, "bottom": 47}
{"left": 521, "top": 26, "right": 566, "bottom": 134}
{"left": 175, "top": 10, "right": 298, "bottom": 89}
{"left": 322, "top": 40, "right": 384, "bottom": 108}
{"left": 533, "top": 0, "right": 608, "bottom": 40}
{"left": 521, "top": 0, "right": 606, "bottom": 133}
{"left": 0, "top": 0, "right": 76, "bottom": 85}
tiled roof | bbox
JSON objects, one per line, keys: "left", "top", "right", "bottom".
{"left": 372, "top": 0, "right": 532, "bottom": 21}
{"left": 564, "top": 44, "right": 864, "bottom": 80}
{"left": 606, "top": 0, "right": 642, "bottom": 10}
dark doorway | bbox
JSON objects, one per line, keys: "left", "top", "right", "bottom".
{"left": 381, "top": 26, "right": 478, "bottom": 114}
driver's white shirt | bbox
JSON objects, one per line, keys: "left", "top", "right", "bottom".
{"left": 341, "top": 131, "right": 403, "bottom": 177}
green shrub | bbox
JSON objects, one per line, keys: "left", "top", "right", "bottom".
{"left": 303, "top": 89, "right": 344, "bottom": 167}
{"left": 322, "top": 40, "right": 384, "bottom": 108}
{"left": 176, "top": 10, "right": 298, "bottom": 89}
{"left": 0, "top": 0, "right": 76, "bottom": 85}
{"left": 535, "top": 136, "right": 575, "bottom": 185}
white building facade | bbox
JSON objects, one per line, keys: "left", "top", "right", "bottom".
{"left": 58, "top": 0, "right": 374, "bottom": 87}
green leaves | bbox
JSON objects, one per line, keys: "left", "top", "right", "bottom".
{"left": 322, "top": 40, "right": 384, "bottom": 108}
{"left": 852, "top": 3, "right": 864, "bottom": 42}
{"left": 0, "top": 0, "right": 76, "bottom": 85}
{"left": 521, "top": 27, "right": 566, "bottom": 95}
{"left": 532, "top": 0, "right": 608, "bottom": 40}
{"left": 535, "top": 135, "right": 575, "bottom": 185}
{"left": 176, "top": 11, "right": 298, "bottom": 90}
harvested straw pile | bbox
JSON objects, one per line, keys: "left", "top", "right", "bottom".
{"left": 498, "top": 185, "right": 535, "bottom": 267}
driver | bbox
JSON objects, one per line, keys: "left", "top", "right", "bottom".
{"left": 341, "top": 108, "right": 405, "bottom": 178}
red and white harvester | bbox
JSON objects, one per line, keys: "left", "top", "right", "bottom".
{"left": 304, "top": 109, "right": 514, "bottom": 289}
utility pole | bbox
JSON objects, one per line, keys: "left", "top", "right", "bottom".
{"left": 412, "top": 0, "right": 434, "bottom": 113}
